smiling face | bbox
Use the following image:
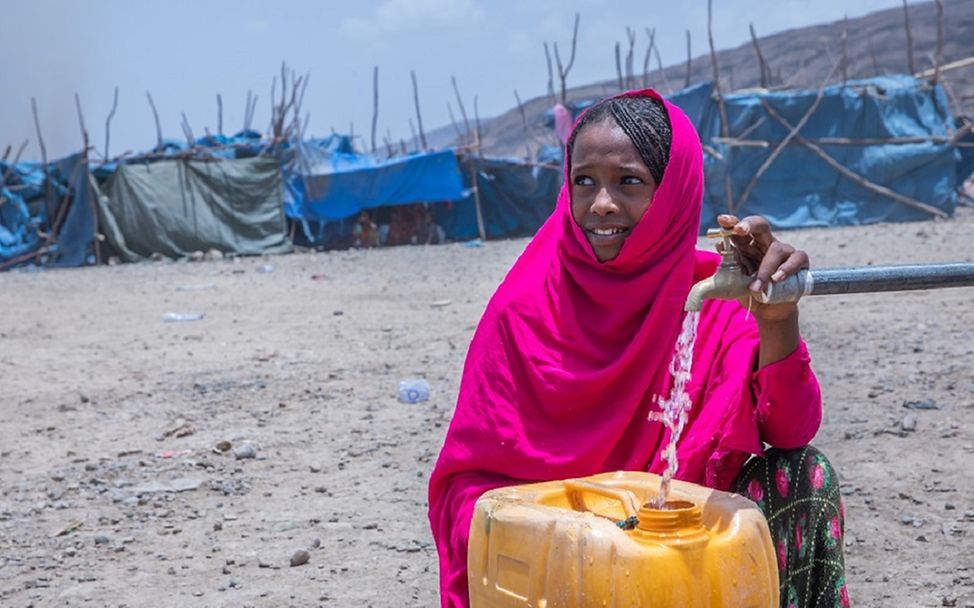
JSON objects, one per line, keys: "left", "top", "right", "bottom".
{"left": 570, "top": 118, "right": 659, "bottom": 262}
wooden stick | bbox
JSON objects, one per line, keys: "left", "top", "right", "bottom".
{"left": 735, "top": 63, "right": 837, "bottom": 212}
{"left": 685, "top": 30, "right": 692, "bottom": 89}
{"left": 643, "top": 28, "right": 656, "bottom": 89}
{"left": 554, "top": 12, "right": 580, "bottom": 104}
{"left": 652, "top": 39, "right": 671, "bottom": 94}
{"left": 514, "top": 90, "right": 528, "bottom": 133}
{"left": 714, "top": 134, "right": 964, "bottom": 147}
{"left": 761, "top": 99, "right": 949, "bottom": 219}
{"left": 104, "top": 86, "right": 119, "bottom": 160}
{"left": 451, "top": 75, "right": 472, "bottom": 142}
{"left": 30, "top": 97, "right": 55, "bottom": 228}
{"left": 543, "top": 42, "right": 555, "bottom": 103}
{"left": 370, "top": 65, "right": 379, "bottom": 153}
{"left": 467, "top": 154, "right": 486, "bottom": 241}
{"left": 749, "top": 23, "right": 768, "bottom": 88}
{"left": 615, "top": 42, "right": 624, "bottom": 91}
{"left": 707, "top": 0, "right": 733, "bottom": 212}
{"left": 410, "top": 70, "right": 427, "bottom": 150}
{"left": 624, "top": 26, "right": 636, "bottom": 90}
{"left": 217, "top": 93, "right": 223, "bottom": 135}
{"left": 145, "top": 91, "right": 163, "bottom": 149}
{"left": 447, "top": 103, "right": 463, "bottom": 139}
{"left": 902, "top": 0, "right": 915, "bottom": 75}
{"left": 914, "top": 55, "right": 974, "bottom": 79}
{"left": 840, "top": 15, "right": 849, "bottom": 85}
{"left": 933, "top": 0, "right": 945, "bottom": 84}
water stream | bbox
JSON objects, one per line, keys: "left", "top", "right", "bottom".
{"left": 647, "top": 310, "right": 700, "bottom": 509}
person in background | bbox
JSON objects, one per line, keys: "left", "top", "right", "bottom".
{"left": 428, "top": 90, "right": 847, "bottom": 608}
{"left": 352, "top": 211, "right": 379, "bottom": 248}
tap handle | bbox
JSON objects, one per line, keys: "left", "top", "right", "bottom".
{"left": 706, "top": 228, "right": 736, "bottom": 259}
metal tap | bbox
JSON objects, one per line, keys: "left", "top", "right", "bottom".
{"left": 684, "top": 229, "right": 753, "bottom": 312}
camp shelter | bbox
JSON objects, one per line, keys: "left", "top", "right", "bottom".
{"left": 283, "top": 147, "right": 466, "bottom": 223}
{"left": 701, "top": 75, "right": 959, "bottom": 227}
{"left": 96, "top": 156, "right": 289, "bottom": 261}
{"left": 433, "top": 155, "right": 561, "bottom": 241}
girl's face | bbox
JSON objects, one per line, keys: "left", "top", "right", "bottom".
{"left": 570, "top": 119, "right": 658, "bottom": 262}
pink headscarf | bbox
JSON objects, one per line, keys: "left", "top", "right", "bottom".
{"left": 428, "top": 90, "right": 765, "bottom": 607}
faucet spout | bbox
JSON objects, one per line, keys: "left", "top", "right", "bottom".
{"left": 684, "top": 270, "right": 753, "bottom": 311}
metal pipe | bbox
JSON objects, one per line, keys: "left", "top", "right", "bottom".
{"left": 761, "top": 262, "right": 974, "bottom": 305}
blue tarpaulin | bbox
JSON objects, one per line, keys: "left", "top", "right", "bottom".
{"left": 284, "top": 149, "right": 465, "bottom": 222}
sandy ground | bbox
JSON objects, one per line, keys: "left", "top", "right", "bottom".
{"left": 1, "top": 208, "right": 973, "bottom": 608}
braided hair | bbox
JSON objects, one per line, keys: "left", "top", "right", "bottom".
{"left": 566, "top": 96, "right": 672, "bottom": 186}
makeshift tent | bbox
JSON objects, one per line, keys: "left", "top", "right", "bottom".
{"left": 97, "top": 156, "right": 289, "bottom": 261}
{"left": 549, "top": 76, "right": 960, "bottom": 229}
{"left": 434, "top": 156, "right": 561, "bottom": 241}
{"left": 284, "top": 148, "right": 464, "bottom": 222}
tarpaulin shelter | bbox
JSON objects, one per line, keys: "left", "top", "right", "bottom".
{"left": 96, "top": 156, "right": 289, "bottom": 261}
{"left": 550, "top": 75, "right": 961, "bottom": 230}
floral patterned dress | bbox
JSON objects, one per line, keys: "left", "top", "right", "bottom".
{"left": 734, "top": 446, "right": 849, "bottom": 608}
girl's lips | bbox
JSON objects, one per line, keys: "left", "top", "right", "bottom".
{"left": 586, "top": 226, "right": 631, "bottom": 245}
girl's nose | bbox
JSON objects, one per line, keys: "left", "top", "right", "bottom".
{"left": 591, "top": 188, "right": 617, "bottom": 216}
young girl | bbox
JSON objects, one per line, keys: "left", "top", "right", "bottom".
{"left": 429, "top": 90, "right": 847, "bottom": 608}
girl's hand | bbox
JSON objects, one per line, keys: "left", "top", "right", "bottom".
{"left": 716, "top": 214, "right": 810, "bottom": 322}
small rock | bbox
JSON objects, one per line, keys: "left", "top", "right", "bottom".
{"left": 903, "top": 398, "right": 939, "bottom": 410}
{"left": 290, "top": 549, "right": 310, "bottom": 567}
{"left": 311, "top": 538, "right": 321, "bottom": 549}
{"left": 214, "top": 441, "right": 232, "bottom": 453}
{"left": 79, "top": 394, "right": 90, "bottom": 404}
{"left": 233, "top": 444, "right": 257, "bottom": 460}
{"left": 228, "top": 579, "right": 239, "bottom": 589}
{"left": 309, "top": 465, "right": 322, "bottom": 473}
{"left": 204, "top": 248, "right": 224, "bottom": 261}
{"left": 189, "top": 250, "right": 205, "bottom": 262}
{"left": 900, "top": 414, "right": 918, "bottom": 433}
{"left": 93, "top": 535, "right": 110, "bottom": 546}
{"left": 213, "top": 521, "right": 223, "bottom": 532}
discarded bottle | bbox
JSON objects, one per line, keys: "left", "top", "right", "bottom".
{"left": 162, "top": 312, "right": 205, "bottom": 323}
{"left": 398, "top": 379, "right": 430, "bottom": 403}
{"left": 256, "top": 264, "right": 275, "bottom": 274}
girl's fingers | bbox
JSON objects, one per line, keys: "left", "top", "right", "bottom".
{"left": 771, "top": 250, "right": 810, "bottom": 282}
{"left": 751, "top": 241, "right": 792, "bottom": 292}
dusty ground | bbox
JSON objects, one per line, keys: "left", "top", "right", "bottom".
{"left": 1, "top": 208, "right": 972, "bottom": 608}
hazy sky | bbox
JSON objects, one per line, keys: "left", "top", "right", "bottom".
{"left": 0, "top": 0, "right": 905, "bottom": 161}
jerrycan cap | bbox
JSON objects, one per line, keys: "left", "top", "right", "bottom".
{"left": 634, "top": 500, "right": 708, "bottom": 543}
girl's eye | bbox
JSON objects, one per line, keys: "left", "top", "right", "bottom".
{"left": 573, "top": 175, "right": 594, "bottom": 186}
{"left": 621, "top": 176, "right": 643, "bottom": 185}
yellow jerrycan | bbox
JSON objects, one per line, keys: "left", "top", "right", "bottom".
{"left": 468, "top": 471, "right": 778, "bottom": 607}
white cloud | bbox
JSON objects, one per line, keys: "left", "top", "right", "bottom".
{"left": 339, "top": 0, "right": 485, "bottom": 40}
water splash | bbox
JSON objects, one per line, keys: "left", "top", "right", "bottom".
{"left": 648, "top": 310, "right": 700, "bottom": 509}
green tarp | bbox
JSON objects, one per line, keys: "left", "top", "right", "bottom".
{"left": 97, "top": 157, "right": 289, "bottom": 261}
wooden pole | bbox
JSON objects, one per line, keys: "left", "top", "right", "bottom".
{"left": 841, "top": 15, "right": 849, "bottom": 85}
{"left": 146, "top": 91, "right": 163, "bottom": 149}
{"left": 514, "top": 89, "right": 531, "bottom": 159}
{"left": 685, "top": 30, "right": 692, "bottom": 89}
{"left": 370, "top": 65, "right": 379, "bottom": 153}
{"left": 707, "top": 0, "right": 733, "bottom": 212}
{"left": 450, "top": 75, "right": 472, "bottom": 142}
{"left": 554, "top": 12, "right": 580, "bottom": 104}
{"left": 410, "top": 70, "right": 428, "bottom": 150}
{"left": 30, "top": 97, "right": 55, "bottom": 229}
{"left": 749, "top": 23, "right": 768, "bottom": 88}
{"left": 217, "top": 93, "right": 223, "bottom": 136}
{"left": 615, "top": 42, "right": 624, "bottom": 91}
{"left": 624, "top": 27, "right": 636, "bottom": 89}
{"left": 447, "top": 103, "right": 463, "bottom": 139}
{"left": 468, "top": 152, "right": 486, "bottom": 242}
{"left": 104, "top": 86, "right": 119, "bottom": 160}
{"left": 544, "top": 42, "right": 555, "bottom": 103}
{"left": 933, "top": 0, "right": 944, "bottom": 84}
{"left": 902, "top": 0, "right": 915, "bottom": 75}
{"left": 735, "top": 62, "right": 838, "bottom": 212}
{"left": 761, "top": 99, "right": 949, "bottom": 219}
{"left": 643, "top": 28, "right": 656, "bottom": 89}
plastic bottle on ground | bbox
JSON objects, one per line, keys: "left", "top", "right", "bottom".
{"left": 398, "top": 379, "right": 430, "bottom": 403}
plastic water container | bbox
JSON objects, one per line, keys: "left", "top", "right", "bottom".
{"left": 468, "top": 471, "right": 777, "bottom": 607}
{"left": 397, "top": 379, "right": 430, "bottom": 403}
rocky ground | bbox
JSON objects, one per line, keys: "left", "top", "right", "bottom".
{"left": 1, "top": 208, "right": 972, "bottom": 608}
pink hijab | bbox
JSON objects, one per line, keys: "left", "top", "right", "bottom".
{"left": 428, "top": 90, "right": 765, "bottom": 607}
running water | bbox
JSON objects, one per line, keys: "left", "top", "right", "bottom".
{"left": 647, "top": 310, "right": 700, "bottom": 509}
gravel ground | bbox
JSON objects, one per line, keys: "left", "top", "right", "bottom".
{"left": 1, "top": 207, "right": 972, "bottom": 607}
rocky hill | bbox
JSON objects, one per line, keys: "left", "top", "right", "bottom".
{"left": 437, "top": 0, "right": 974, "bottom": 157}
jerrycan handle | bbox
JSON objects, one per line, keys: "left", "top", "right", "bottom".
{"left": 564, "top": 479, "right": 639, "bottom": 519}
